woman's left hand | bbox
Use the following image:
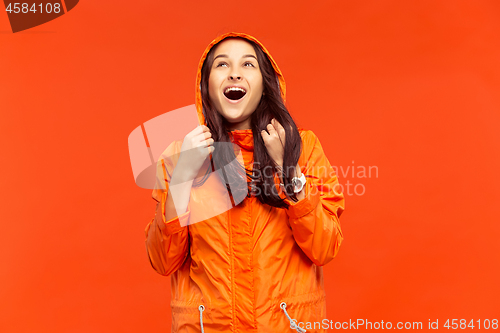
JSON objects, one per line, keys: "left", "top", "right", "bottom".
{"left": 261, "top": 119, "right": 305, "bottom": 199}
{"left": 261, "top": 118, "right": 286, "bottom": 167}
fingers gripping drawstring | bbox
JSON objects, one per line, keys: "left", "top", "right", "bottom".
{"left": 198, "top": 305, "right": 205, "bottom": 333}
{"left": 280, "top": 302, "right": 307, "bottom": 333}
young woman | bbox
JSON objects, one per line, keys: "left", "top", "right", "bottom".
{"left": 145, "top": 32, "right": 345, "bottom": 333}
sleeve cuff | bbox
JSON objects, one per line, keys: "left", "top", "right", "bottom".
{"left": 283, "top": 179, "right": 321, "bottom": 219}
{"left": 158, "top": 190, "right": 190, "bottom": 234}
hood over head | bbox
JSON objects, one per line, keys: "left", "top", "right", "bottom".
{"left": 195, "top": 32, "right": 287, "bottom": 127}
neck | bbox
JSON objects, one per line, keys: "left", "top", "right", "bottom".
{"left": 226, "top": 117, "right": 251, "bottom": 131}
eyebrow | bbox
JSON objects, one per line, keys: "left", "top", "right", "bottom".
{"left": 214, "top": 54, "right": 257, "bottom": 61}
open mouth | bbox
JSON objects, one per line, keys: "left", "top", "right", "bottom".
{"left": 223, "top": 87, "right": 247, "bottom": 101}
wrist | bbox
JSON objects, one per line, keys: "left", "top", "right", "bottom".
{"left": 277, "top": 164, "right": 306, "bottom": 195}
{"left": 171, "top": 163, "right": 196, "bottom": 184}
{"left": 295, "top": 163, "right": 302, "bottom": 177}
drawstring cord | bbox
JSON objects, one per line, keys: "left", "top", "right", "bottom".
{"left": 198, "top": 305, "right": 205, "bottom": 333}
{"left": 280, "top": 302, "right": 307, "bottom": 333}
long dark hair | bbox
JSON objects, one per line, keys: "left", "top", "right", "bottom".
{"left": 200, "top": 36, "right": 302, "bottom": 208}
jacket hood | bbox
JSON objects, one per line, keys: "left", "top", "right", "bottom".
{"left": 195, "top": 32, "right": 287, "bottom": 126}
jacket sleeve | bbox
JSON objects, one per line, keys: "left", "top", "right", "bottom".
{"left": 283, "top": 130, "right": 345, "bottom": 266}
{"left": 144, "top": 141, "right": 190, "bottom": 276}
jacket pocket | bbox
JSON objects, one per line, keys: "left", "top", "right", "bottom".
{"left": 171, "top": 299, "right": 210, "bottom": 332}
{"left": 171, "top": 299, "right": 231, "bottom": 333}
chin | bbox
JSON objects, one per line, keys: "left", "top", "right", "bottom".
{"left": 225, "top": 117, "right": 246, "bottom": 126}
{"left": 220, "top": 110, "right": 247, "bottom": 122}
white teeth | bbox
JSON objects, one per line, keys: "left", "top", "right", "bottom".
{"left": 224, "top": 87, "right": 246, "bottom": 94}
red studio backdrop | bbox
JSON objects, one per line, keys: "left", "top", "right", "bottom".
{"left": 1, "top": 1, "right": 499, "bottom": 332}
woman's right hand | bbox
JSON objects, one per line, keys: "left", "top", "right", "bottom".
{"left": 174, "top": 125, "right": 214, "bottom": 181}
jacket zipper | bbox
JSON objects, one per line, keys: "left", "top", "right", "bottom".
{"left": 228, "top": 209, "right": 236, "bottom": 331}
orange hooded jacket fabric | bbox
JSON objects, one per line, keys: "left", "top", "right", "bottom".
{"left": 145, "top": 32, "right": 345, "bottom": 333}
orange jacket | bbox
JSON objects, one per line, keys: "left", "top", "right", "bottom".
{"left": 145, "top": 32, "right": 345, "bottom": 333}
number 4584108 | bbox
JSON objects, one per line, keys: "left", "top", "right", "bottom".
{"left": 443, "top": 319, "right": 498, "bottom": 329}
{"left": 5, "top": 3, "right": 61, "bottom": 14}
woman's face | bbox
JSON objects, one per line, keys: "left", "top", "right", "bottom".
{"left": 208, "top": 38, "right": 264, "bottom": 131}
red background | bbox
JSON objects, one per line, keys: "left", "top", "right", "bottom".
{"left": 1, "top": 0, "right": 499, "bottom": 331}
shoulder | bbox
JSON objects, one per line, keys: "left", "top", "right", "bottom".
{"left": 297, "top": 128, "right": 320, "bottom": 151}
{"left": 297, "top": 128, "right": 321, "bottom": 163}
{"left": 298, "top": 128, "right": 319, "bottom": 145}
{"left": 156, "top": 139, "right": 184, "bottom": 168}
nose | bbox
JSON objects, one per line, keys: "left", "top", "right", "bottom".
{"left": 229, "top": 69, "right": 242, "bottom": 81}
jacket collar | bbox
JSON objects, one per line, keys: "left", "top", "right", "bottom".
{"left": 229, "top": 129, "right": 254, "bottom": 151}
